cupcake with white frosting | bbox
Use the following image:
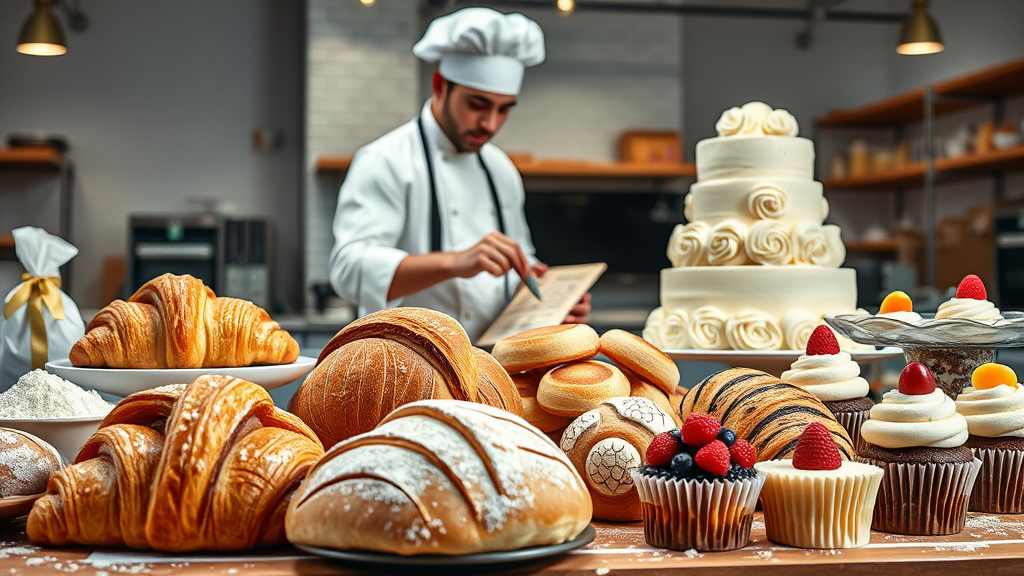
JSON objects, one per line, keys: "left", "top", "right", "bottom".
{"left": 876, "top": 291, "right": 922, "bottom": 324}
{"left": 782, "top": 325, "right": 872, "bottom": 448}
{"left": 935, "top": 274, "right": 1002, "bottom": 322}
{"left": 859, "top": 362, "right": 981, "bottom": 535}
{"left": 955, "top": 363, "right": 1024, "bottom": 513}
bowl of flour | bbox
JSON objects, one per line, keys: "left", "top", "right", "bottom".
{"left": 0, "top": 370, "right": 114, "bottom": 462}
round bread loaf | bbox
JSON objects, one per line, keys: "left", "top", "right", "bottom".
{"left": 474, "top": 348, "right": 524, "bottom": 417}
{"left": 537, "top": 360, "right": 630, "bottom": 417}
{"left": 513, "top": 373, "right": 572, "bottom": 433}
{"left": 629, "top": 377, "right": 681, "bottom": 427}
{"left": 285, "top": 400, "right": 592, "bottom": 555}
{"left": 492, "top": 325, "right": 599, "bottom": 373}
{"left": 599, "top": 329, "right": 680, "bottom": 395}
{"left": 560, "top": 397, "right": 675, "bottom": 521}
{"left": 680, "top": 367, "right": 856, "bottom": 461}
{"left": 0, "top": 428, "right": 62, "bottom": 498}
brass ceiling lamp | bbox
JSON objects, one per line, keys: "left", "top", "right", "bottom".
{"left": 17, "top": 0, "right": 67, "bottom": 56}
{"left": 896, "top": 0, "right": 944, "bottom": 55}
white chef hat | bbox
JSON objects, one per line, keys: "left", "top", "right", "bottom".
{"left": 413, "top": 8, "right": 545, "bottom": 96}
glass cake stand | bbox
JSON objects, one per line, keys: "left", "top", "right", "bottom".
{"left": 825, "top": 311, "right": 1024, "bottom": 398}
{"left": 664, "top": 347, "right": 903, "bottom": 378}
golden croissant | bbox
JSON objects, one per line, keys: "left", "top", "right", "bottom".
{"left": 70, "top": 273, "right": 299, "bottom": 369}
{"left": 27, "top": 375, "right": 325, "bottom": 551}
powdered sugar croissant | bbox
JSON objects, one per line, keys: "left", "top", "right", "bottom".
{"left": 27, "top": 375, "right": 324, "bottom": 551}
{"left": 69, "top": 273, "right": 298, "bottom": 368}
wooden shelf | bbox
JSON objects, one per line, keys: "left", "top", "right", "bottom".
{"left": 0, "top": 147, "right": 62, "bottom": 171}
{"left": 316, "top": 155, "right": 696, "bottom": 179}
{"left": 934, "top": 56, "right": 1024, "bottom": 98}
{"left": 845, "top": 240, "right": 901, "bottom": 252}
{"left": 822, "top": 163, "right": 925, "bottom": 190}
{"left": 824, "top": 146, "right": 1024, "bottom": 191}
{"left": 935, "top": 144, "right": 1024, "bottom": 175}
{"left": 0, "top": 236, "right": 13, "bottom": 248}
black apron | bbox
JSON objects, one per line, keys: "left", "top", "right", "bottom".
{"left": 417, "top": 116, "right": 510, "bottom": 303}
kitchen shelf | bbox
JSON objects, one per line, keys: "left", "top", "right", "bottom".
{"left": 824, "top": 146, "right": 1024, "bottom": 191}
{"left": 0, "top": 147, "right": 62, "bottom": 171}
{"left": 933, "top": 56, "right": 1024, "bottom": 99}
{"left": 935, "top": 144, "right": 1024, "bottom": 175}
{"left": 823, "top": 163, "right": 925, "bottom": 190}
{"left": 316, "top": 155, "right": 696, "bottom": 179}
{"left": 845, "top": 240, "right": 901, "bottom": 252}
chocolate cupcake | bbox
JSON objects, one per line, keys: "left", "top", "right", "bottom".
{"left": 860, "top": 362, "right": 981, "bottom": 535}
{"left": 631, "top": 414, "right": 764, "bottom": 552}
{"left": 781, "top": 325, "right": 872, "bottom": 449}
{"left": 955, "top": 363, "right": 1024, "bottom": 513}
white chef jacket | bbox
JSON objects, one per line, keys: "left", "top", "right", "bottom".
{"left": 329, "top": 101, "right": 537, "bottom": 342}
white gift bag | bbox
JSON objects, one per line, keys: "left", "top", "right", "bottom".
{"left": 0, "top": 227, "right": 85, "bottom": 390}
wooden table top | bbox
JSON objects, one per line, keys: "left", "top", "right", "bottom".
{"left": 1, "top": 512, "right": 1022, "bottom": 575}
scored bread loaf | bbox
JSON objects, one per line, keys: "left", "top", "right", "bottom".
{"left": 537, "top": 360, "right": 630, "bottom": 417}
{"left": 0, "top": 429, "right": 62, "bottom": 498}
{"left": 474, "top": 348, "right": 524, "bottom": 417}
{"left": 599, "top": 329, "right": 680, "bottom": 395}
{"left": 560, "top": 397, "right": 674, "bottom": 521}
{"left": 285, "top": 400, "right": 592, "bottom": 555}
{"left": 492, "top": 325, "right": 599, "bottom": 373}
{"left": 680, "top": 368, "right": 855, "bottom": 461}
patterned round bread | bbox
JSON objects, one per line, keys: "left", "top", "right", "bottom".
{"left": 492, "top": 325, "right": 599, "bottom": 373}
{"left": 537, "top": 360, "right": 630, "bottom": 417}
{"left": 513, "top": 373, "right": 572, "bottom": 433}
{"left": 0, "top": 428, "right": 62, "bottom": 498}
{"left": 680, "top": 368, "right": 856, "bottom": 461}
{"left": 629, "top": 377, "right": 682, "bottom": 427}
{"left": 285, "top": 400, "right": 592, "bottom": 555}
{"left": 560, "top": 397, "right": 675, "bottom": 521}
{"left": 599, "top": 329, "right": 680, "bottom": 395}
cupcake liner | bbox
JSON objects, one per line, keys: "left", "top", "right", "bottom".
{"left": 969, "top": 447, "right": 1024, "bottom": 513}
{"left": 833, "top": 409, "right": 870, "bottom": 453}
{"left": 756, "top": 463, "right": 883, "bottom": 549}
{"left": 631, "top": 471, "right": 766, "bottom": 552}
{"left": 862, "top": 457, "right": 982, "bottom": 535}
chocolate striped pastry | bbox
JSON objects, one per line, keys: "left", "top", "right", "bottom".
{"left": 680, "top": 368, "right": 855, "bottom": 460}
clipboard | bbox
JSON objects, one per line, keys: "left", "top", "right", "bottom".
{"left": 476, "top": 263, "right": 607, "bottom": 347}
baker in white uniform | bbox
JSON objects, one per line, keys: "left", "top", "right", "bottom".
{"left": 329, "top": 7, "right": 590, "bottom": 342}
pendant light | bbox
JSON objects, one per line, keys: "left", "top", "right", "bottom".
{"left": 896, "top": 0, "right": 944, "bottom": 55}
{"left": 556, "top": 0, "right": 575, "bottom": 16}
{"left": 16, "top": 0, "right": 67, "bottom": 56}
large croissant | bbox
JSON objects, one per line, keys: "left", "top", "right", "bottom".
{"left": 27, "top": 375, "right": 325, "bottom": 552}
{"left": 70, "top": 273, "right": 299, "bottom": 369}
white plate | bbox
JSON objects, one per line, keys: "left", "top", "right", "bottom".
{"left": 662, "top": 347, "right": 904, "bottom": 376}
{"left": 44, "top": 357, "right": 318, "bottom": 397}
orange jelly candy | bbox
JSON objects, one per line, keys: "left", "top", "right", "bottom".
{"left": 971, "top": 363, "right": 1018, "bottom": 390}
{"left": 879, "top": 291, "right": 913, "bottom": 314}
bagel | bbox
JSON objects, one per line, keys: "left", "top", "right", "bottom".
{"left": 536, "top": 360, "right": 630, "bottom": 417}
{"left": 513, "top": 373, "right": 572, "bottom": 433}
{"left": 492, "top": 325, "right": 599, "bottom": 373}
{"left": 599, "top": 329, "right": 680, "bottom": 395}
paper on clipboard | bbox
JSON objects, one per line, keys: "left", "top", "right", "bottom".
{"left": 476, "top": 263, "right": 606, "bottom": 347}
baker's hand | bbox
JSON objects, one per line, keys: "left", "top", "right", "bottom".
{"left": 450, "top": 231, "right": 530, "bottom": 280}
{"left": 564, "top": 293, "right": 591, "bottom": 325}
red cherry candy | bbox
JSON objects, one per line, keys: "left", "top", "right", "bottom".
{"left": 898, "top": 362, "right": 936, "bottom": 395}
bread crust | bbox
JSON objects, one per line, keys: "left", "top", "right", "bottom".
{"left": 537, "top": 361, "right": 630, "bottom": 417}
{"left": 599, "top": 329, "right": 680, "bottom": 395}
{"left": 492, "top": 325, "right": 599, "bottom": 373}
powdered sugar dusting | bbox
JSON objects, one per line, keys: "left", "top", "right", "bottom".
{"left": 605, "top": 397, "right": 674, "bottom": 435}
{"left": 0, "top": 431, "right": 61, "bottom": 496}
{"left": 560, "top": 411, "right": 601, "bottom": 452}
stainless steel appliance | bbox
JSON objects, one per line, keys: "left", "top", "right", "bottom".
{"left": 995, "top": 206, "right": 1024, "bottom": 310}
{"left": 129, "top": 215, "right": 272, "bottom": 308}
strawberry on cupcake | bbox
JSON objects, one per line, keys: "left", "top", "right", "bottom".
{"left": 781, "top": 325, "right": 872, "bottom": 449}
{"left": 935, "top": 274, "right": 1003, "bottom": 322}
{"left": 755, "top": 422, "right": 883, "bottom": 549}
{"left": 631, "top": 413, "right": 765, "bottom": 552}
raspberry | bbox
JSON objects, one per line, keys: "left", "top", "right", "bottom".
{"left": 681, "top": 413, "right": 721, "bottom": 447}
{"left": 729, "top": 440, "right": 757, "bottom": 468}
{"left": 645, "top": 431, "right": 682, "bottom": 467}
{"left": 956, "top": 274, "right": 987, "bottom": 300}
{"left": 898, "top": 362, "right": 936, "bottom": 395}
{"left": 792, "top": 422, "right": 842, "bottom": 471}
{"left": 805, "top": 325, "right": 840, "bottom": 356}
{"left": 694, "top": 440, "right": 731, "bottom": 476}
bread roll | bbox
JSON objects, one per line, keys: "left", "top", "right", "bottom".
{"left": 514, "top": 373, "right": 572, "bottom": 433}
{"left": 474, "top": 348, "right": 524, "bottom": 417}
{"left": 0, "top": 429, "right": 62, "bottom": 498}
{"left": 599, "top": 329, "right": 680, "bottom": 395}
{"left": 537, "top": 361, "right": 630, "bottom": 417}
{"left": 285, "top": 400, "right": 592, "bottom": 555}
{"left": 629, "top": 377, "right": 682, "bottom": 427}
{"left": 680, "top": 368, "right": 855, "bottom": 461}
{"left": 492, "top": 325, "right": 599, "bottom": 373}
{"left": 560, "top": 397, "right": 674, "bottom": 521}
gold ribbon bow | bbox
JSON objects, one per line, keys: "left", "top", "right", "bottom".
{"left": 3, "top": 273, "right": 65, "bottom": 370}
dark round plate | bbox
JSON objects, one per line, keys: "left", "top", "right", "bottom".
{"left": 295, "top": 524, "right": 596, "bottom": 568}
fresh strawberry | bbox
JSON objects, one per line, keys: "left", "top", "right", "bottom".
{"left": 681, "top": 413, "right": 721, "bottom": 446}
{"left": 645, "top": 431, "right": 682, "bottom": 467}
{"left": 729, "top": 440, "right": 757, "bottom": 468}
{"left": 898, "top": 362, "right": 936, "bottom": 395}
{"left": 805, "top": 325, "right": 840, "bottom": 356}
{"left": 956, "top": 274, "right": 987, "bottom": 300}
{"left": 792, "top": 422, "right": 842, "bottom": 471}
{"left": 694, "top": 440, "right": 731, "bottom": 476}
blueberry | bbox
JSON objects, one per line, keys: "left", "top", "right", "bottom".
{"left": 670, "top": 452, "right": 695, "bottom": 475}
{"left": 717, "top": 428, "right": 737, "bottom": 447}
{"left": 669, "top": 429, "right": 682, "bottom": 442}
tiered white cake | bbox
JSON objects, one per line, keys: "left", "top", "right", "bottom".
{"left": 643, "top": 102, "right": 862, "bottom": 352}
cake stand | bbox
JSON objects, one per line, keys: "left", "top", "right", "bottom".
{"left": 825, "top": 312, "right": 1024, "bottom": 398}
{"left": 664, "top": 347, "right": 903, "bottom": 377}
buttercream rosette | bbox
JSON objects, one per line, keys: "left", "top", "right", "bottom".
{"left": 707, "top": 221, "right": 749, "bottom": 266}
{"left": 725, "top": 310, "right": 783, "bottom": 350}
{"left": 781, "top": 352, "right": 869, "bottom": 403}
{"left": 667, "top": 222, "right": 710, "bottom": 268}
{"left": 746, "top": 220, "right": 792, "bottom": 266}
{"left": 762, "top": 109, "right": 799, "bottom": 137}
{"left": 643, "top": 307, "right": 691, "bottom": 350}
{"left": 781, "top": 309, "right": 818, "bottom": 351}
{"left": 687, "top": 306, "right": 729, "bottom": 350}
{"left": 792, "top": 223, "right": 845, "bottom": 268}
{"left": 935, "top": 297, "right": 1003, "bottom": 322}
{"left": 747, "top": 184, "right": 788, "bottom": 220}
{"left": 861, "top": 389, "right": 969, "bottom": 449}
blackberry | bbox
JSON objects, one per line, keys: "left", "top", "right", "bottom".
{"left": 717, "top": 428, "right": 737, "bottom": 447}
